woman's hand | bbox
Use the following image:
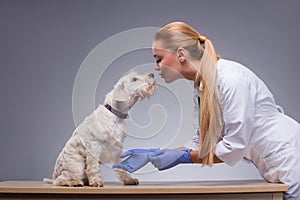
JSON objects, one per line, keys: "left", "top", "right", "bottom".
{"left": 148, "top": 149, "right": 192, "bottom": 170}
{"left": 112, "top": 149, "right": 158, "bottom": 173}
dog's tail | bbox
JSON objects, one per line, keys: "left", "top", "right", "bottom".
{"left": 43, "top": 178, "right": 53, "bottom": 184}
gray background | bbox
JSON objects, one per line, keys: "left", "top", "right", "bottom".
{"left": 1, "top": 0, "right": 299, "bottom": 182}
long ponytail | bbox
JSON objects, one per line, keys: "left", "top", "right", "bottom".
{"left": 195, "top": 36, "right": 223, "bottom": 165}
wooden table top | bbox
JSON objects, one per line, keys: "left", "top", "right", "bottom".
{"left": 0, "top": 180, "right": 288, "bottom": 194}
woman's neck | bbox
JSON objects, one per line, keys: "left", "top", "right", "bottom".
{"left": 182, "top": 58, "right": 200, "bottom": 81}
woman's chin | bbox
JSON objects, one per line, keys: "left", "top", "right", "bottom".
{"left": 161, "top": 73, "right": 184, "bottom": 83}
{"left": 163, "top": 77, "right": 177, "bottom": 83}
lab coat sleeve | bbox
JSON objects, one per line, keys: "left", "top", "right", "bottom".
{"left": 215, "top": 76, "right": 255, "bottom": 166}
{"left": 190, "top": 88, "right": 200, "bottom": 150}
{"left": 191, "top": 129, "right": 200, "bottom": 150}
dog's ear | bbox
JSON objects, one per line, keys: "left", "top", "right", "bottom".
{"left": 112, "top": 84, "right": 129, "bottom": 102}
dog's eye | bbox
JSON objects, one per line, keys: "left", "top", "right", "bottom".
{"left": 132, "top": 77, "right": 138, "bottom": 82}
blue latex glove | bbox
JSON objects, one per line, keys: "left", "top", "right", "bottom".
{"left": 112, "top": 148, "right": 159, "bottom": 173}
{"left": 148, "top": 149, "right": 192, "bottom": 170}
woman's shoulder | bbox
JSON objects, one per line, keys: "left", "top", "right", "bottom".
{"left": 217, "top": 59, "right": 256, "bottom": 94}
{"left": 218, "top": 59, "right": 258, "bottom": 82}
{"left": 218, "top": 59, "right": 250, "bottom": 74}
{"left": 218, "top": 59, "right": 244, "bottom": 81}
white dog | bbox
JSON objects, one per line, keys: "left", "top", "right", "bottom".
{"left": 43, "top": 72, "right": 156, "bottom": 187}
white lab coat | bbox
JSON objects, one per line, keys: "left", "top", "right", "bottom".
{"left": 191, "top": 59, "right": 300, "bottom": 200}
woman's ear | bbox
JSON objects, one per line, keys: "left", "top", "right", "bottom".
{"left": 177, "top": 47, "right": 186, "bottom": 63}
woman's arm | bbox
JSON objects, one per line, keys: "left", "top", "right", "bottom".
{"left": 176, "top": 147, "right": 223, "bottom": 164}
{"left": 190, "top": 150, "right": 223, "bottom": 164}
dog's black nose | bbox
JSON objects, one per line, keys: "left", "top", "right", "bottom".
{"left": 148, "top": 73, "right": 154, "bottom": 78}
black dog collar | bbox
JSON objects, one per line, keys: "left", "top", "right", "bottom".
{"left": 105, "top": 104, "right": 129, "bottom": 119}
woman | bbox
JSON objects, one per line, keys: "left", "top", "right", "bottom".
{"left": 113, "top": 21, "right": 300, "bottom": 199}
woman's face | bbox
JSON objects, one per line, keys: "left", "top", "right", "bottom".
{"left": 152, "top": 40, "right": 184, "bottom": 83}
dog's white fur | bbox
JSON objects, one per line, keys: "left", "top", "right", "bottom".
{"left": 43, "top": 72, "right": 156, "bottom": 187}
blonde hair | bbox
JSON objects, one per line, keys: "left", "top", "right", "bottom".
{"left": 154, "top": 21, "right": 223, "bottom": 166}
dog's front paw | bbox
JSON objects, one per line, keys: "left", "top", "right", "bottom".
{"left": 89, "top": 178, "right": 104, "bottom": 187}
{"left": 122, "top": 178, "right": 139, "bottom": 185}
{"left": 54, "top": 176, "right": 84, "bottom": 187}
